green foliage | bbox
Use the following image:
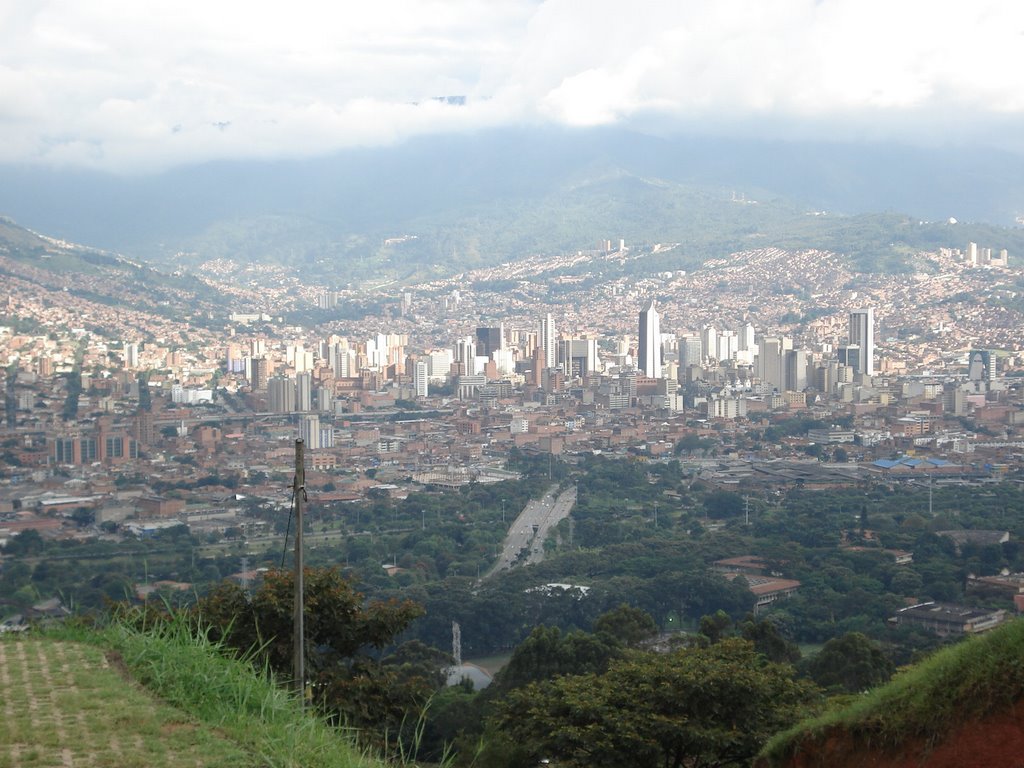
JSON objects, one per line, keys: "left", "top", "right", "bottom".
{"left": 760, "top": 619, "right": 1024, "bottom": 766}
{"left": 194, "top": 567, "right": 427, "bottom": 746}
{"left": 592, "top": 603, "right": 658, "bottom": 646}
{"left": 499, "top": 639, "right": 817, "bottom": 768}
{"left": 806, "top": 631, "right": 894, "bottom": 693}
{"left": 490, "top": 625, "right": 623, "bottom": 695}
{"left": 92, "top": 614, "right": 385, "bottom": 768}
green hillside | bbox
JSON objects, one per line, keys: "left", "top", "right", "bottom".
{"left": 758, "top": 618, "right": 1024, "bottom": 766}
{"left": 0, "top": 624, "right": 385, "bottom": 768}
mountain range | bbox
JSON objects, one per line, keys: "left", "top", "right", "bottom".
{"left": 1, "top": 128, "right": 1023, "bottom": 283}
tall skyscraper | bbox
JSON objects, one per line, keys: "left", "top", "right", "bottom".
{"left": 475, "top": 326, "right": 503, "bottom": 359}
{"left": 638, "top": 300, "right": 662, "bottom": 379}
{"left": 295, "top": 371, "right": 312, "bottom": 412}
{"left": 299, "top": 414, "right": 321, "bottom": 450}
{"left": 848, "top": 308, "right": 874, "bottom": 376}
{"left": 701, "top": 325, "right": 718, "bottom": 362}
{"left": 413, "top": 360, "right": 429, "bottom": 398}
{"left": 539, "top": 314, "right": 557, "bottom": 371}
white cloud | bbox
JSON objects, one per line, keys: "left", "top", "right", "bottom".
{"left": 1, "top": 0, "right": 1023, "bottom": 171}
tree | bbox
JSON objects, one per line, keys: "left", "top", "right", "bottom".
{"left": 703, "top": 490, "right": 745, "bottom": 519}
{"left": 806, "top": 631, "right": 893, "bottom": 693}
{"left": 499, "top": 639, "right": 816, "bottom": 768}
{"left": 490, "top": 625, "right": 622, "bottom": 694}
{"left": 592, "top": 603, "right": 658, "bottom": 647}
{"left": 740, "top": 615, "right": 801, "bottom": 664}
{"left": 195, "top": 567, "right": 425, "bottom": 741}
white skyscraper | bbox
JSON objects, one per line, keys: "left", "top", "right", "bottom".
{"left": 701, "top": 325, "right": 718, "bottom": 362}
{"left": 299, "top": 414, "right": 321, "bottom": 450}
{"left": 638, "top": 300, "right": 662, "bottom": 379}
{"left": 539, "top": 313, "right": 557, "bottom": 370}
{"left": 413, "top": 360, "right": 429, "bottom": 398}
{"left": 848, "top": 308, "right": 875, "bottom": 376}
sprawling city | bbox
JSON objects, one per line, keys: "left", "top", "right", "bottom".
{"left": 5, "top": 1, "right": 1024, "bottom": 765}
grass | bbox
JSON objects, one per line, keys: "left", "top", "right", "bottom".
{"left": 1, "top": 616, "right": 387, "bottom": 768}
{"left": 759, "top": 618, "right": 1024, "bottom": 766}
{"left": 0, "top": 635, "right": 249, "bottom": 768}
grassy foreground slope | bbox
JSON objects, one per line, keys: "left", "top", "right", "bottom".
{"left": 0, "top": 622, "right": 385, "bottom": 768}
{"left": 758, "top": 618, "right": 1024, "bottom": 768}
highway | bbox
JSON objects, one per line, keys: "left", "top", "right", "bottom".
{"left": 487, "top": 483, "right": 576, "bottom": 578}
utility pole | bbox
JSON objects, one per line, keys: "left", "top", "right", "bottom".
{"left": 292, "top": 439, "right": 306, "bottom": 705}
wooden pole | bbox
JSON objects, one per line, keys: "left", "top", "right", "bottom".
{"left": 293, "top": 438, "right": 305, "bottom": 703}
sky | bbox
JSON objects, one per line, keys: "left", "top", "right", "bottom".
{"left": 2, "top": 0, "right": 1024, "bottom": 173}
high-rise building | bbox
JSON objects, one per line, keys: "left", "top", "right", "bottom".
{"left": 268, "top": 375, "right": 295, "bottom": 413}
{"left": 475, "top": 327, "right": 503, "bottom": 359}
{"left": 757, "top": 337, "right": 787, "bottom": 392}
{"left": 837, "top": 345, "right": 861, "bottom": 375}
{"left": 413, "top": 360, "right": 429, "bottom": 398}
{"left": 124, "top": 343, "right": 139, "bottom": 369}
{"left": 539, "top": 314, "right": 557, "bottom": 371}
{"left": 701, "top": 325, "right": 717, "bottom": 362}
{"left": 560, "top": 339, "right": 599, "bottom": 377}
{"left": 968, "top": 350, "right": 995, "bottom": 381}
{"left": 252, "top": 357, "right": 270, "bottom": 392}
{"left": 678, "top": 334, "right": 702, "bottom": 370}
{"left": 299, "top": 414, "right": 321, "bottom": 450}
{"left": 784, "top": 349, "right": 807, "bottom": 392}
{"left": 296, "top": 371, "right": 313, "bottom": 412}
{"left": 638, "top": 300, "right": 662, "bottom": 379}
{"left": 848, "top": 309, "right": 874, "bottom": 376}
{"left": 455, "top": 337, "right": 476, "bottom": 376}
{"left": 739, "top": 323, "right": 756, "bottom": 352}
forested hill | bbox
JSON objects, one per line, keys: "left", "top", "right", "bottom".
{"left": 2, "top": 129, "right": 1024, "bottom": 283}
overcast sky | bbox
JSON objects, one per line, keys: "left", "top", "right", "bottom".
{"left": 3, "top": 0, "right": 1023, "bottom": 172}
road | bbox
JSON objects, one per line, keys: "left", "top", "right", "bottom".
{"left": 487, "top": 483, "right": 576, "bottom": 578}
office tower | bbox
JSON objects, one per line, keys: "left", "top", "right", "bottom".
{"left": 784, "top": 349, "right": 807, "bottom": 391}
{"left": 701, "top": 325, "right": 719, "bottom": 362}
{"left": 561, "top": 339, "right": 599, "bottom": 378}
{"left": 475, "top": 327, "right": 503, "bottom": 359}
{"left": 718, "top": 330, "right": 737, "bottom": 362}
{"left": 296, "top": 371, "right": 312, "bottom": 412}
{"left": 455, "top": 337, "right": 476, "bottom": 376}
{"left": 124, "top": 343, "right": 139, "bottom": 369}
{"left": 837, "top": 345, "right": 861, "bottom": 375}
{"left": 316, "top": 386, "right": 333, "bottom": 413}
{"left": 252, "top": 357, "right": 270, "bottom": 391}
{"left": 678, "top": 334, "right": 702, "bottom": 369}
{"left": 299, "top": 414, "right": 321, "bottom": 450}
{"left": 848, "top": 309, "right": 874, "bottom": 375}
{"left": 968, "top": 350, "right": 995, "bottom": 381}
{"left": 638, "top": 300, "right": 662, "bottom": 378}
{"left": 539, "top": 313, "right": 557, "bottom": 370}
{"left": 268, "top": 375, "right": 295, "bottom": 413}
{"left": 757, "top": 337, "right": 786, "bottom": 392}
{"left": 739, "top": 323, "right": 755, "bottom": 352}
{"left": 493, "top": 348, "right": 515, "bottom": 376}
{"left": 414, "top": 360, "right": 429, "bottom": 398}
{"left": 427, "top": 349, "right": 453, "bottom": 379}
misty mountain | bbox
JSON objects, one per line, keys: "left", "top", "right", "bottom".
{"left": 0, "top": 128, "right": 1022, "bottom": 279}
